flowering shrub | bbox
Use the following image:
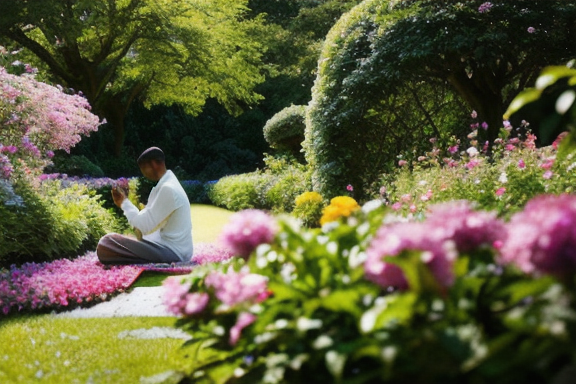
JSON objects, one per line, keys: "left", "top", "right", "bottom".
{"left": 319, "top": 195, "right": 360, "bottom": 225}
{"left": 292, "top": 191, "right": 325, "bottom": 227}
{"left": 167, "top": 196, "right": 576, "bottom": 383}
{"left": 0, "top": 67, "right": 101, "bottom": 181}
{"left": 219, "top": 209, "right": 279, "bottom": 259}
{"left": 0, "top": 252, "right": 142, "bottom": 315}
{"left": 383, "top": 117, "right": 573, "bottom": 218}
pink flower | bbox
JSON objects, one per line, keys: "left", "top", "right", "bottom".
{"left": 527, "top": 27, "right": 535, "bottom": 33}
{"left": 220, "top": 209, "right": 278, "bottom": 258}
{"left": 478, "top": 2, "right": 493, "bottom": 13}
{"left": 205, "top": 267, "right": 270, "bottom": 308}
{"left": 517, "top": 159, "right": 526, "bottom": 169}
{"left": 540, "top": 159, "right": 555, "bottom": 170}
{"left": 391, "top": 202, "right": 402, "bottom": 211}
{"left": 230, "top": 312, "right": 257, "bottom": 345}
{"left": 543, "top": 171, "right": 553, "bottom": 179}
{"left": 346, "top": 184, "right": 353, "bottom": 192}
{"left": 499, "top": 194, "right": 576, "bottom": 278}
{"left": 183, "top": 292, "right": 210, "bottom": 316}
{"left": 471, "top": 110, "right": 478, "bottom": 119}
{"left": 398, "top": 160, "right": 407, "bottom": 167}
{"left": 495, "top": 187, "right": 506, "bottom": 196}
{"left": 191, "top": 242, "right": 235, "bottom": 264}
{"left": 481, "top": 122, "right": 489, "bottom": 130}
{"left": 448, "top": 145, "right": 459, "bottom": 154}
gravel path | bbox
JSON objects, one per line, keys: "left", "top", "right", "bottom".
{"left": 57, "top": 286, "right": 175, "bottom": 318}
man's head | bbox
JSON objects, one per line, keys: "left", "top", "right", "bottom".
{"left": 137, "top": 147, "right": 166, "bottom": 181}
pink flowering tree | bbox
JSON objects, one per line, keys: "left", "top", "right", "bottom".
{"left": 0, "top": 66, "right": 101, "bottom": 181}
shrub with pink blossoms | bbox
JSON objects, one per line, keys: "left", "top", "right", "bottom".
{"left": 219, "top": 209, "right": 279, "bottom": 258}
{"left": 0, "top": 67, "right": 101, "bottom": 180}
{"left": 499, "top": 194, "right": 576, "bottom": 279}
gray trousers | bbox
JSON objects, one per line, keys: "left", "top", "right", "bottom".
{"left": 96, "top": 233, "right": 180, "bottom": 265}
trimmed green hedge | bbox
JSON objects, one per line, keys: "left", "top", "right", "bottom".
{"left": 208, "top": 155, "right": 311, "bottom": 212}
{"left": 263, "top": 105, "right": 306, "bottom": 159}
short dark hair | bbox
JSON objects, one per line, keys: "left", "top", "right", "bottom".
{"left": 137, "top": 147, "right": 165, "bottom": 165}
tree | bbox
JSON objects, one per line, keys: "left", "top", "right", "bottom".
{"left": 0, "top": 0, "right": 268, "bottom": 156}
{"left": 370, "top": 0, "right": 576, "bottom": 144}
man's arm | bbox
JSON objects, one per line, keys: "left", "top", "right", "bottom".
{"left": 121, "top": 186, "right": 179, "bottom": 235}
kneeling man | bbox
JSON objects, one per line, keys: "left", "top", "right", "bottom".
{"left": 97, "top": 147, "right": 193, "bottom": 265}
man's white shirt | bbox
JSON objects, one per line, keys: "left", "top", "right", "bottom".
{"left": 121, "top": 170, "right": 193, "bottom": 261}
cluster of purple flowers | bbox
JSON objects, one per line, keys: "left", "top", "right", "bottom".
{"left": 365, "top": 201, "right": 506, "bottom": 291}
{"left": 0, "top": 252, "right": 142, "bottom": 315}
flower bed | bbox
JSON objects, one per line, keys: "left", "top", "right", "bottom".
{"left": 0, "top": 252, "right": 142, "bottom": 315}
{"left": 164, "top": 197, "right": 576, "bottom": 384}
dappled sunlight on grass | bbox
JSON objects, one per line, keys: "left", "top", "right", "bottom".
{"left": 0, "top": 315, "right": 196, "bottom": 384}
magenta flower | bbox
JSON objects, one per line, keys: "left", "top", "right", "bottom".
{"left": 230, "top": 312, "right": 257, "bottom": 345}
{"left": 527, "top": 27, "right": 536, "bottom": 33}
{"left": 162, "top": 276, "right": 193, "bottom": 316}
{"left": 495, "top": 187, "right": 506, "bottom": 196}
{"left": 478, "top": 2, "right": 493, "bottom": 13}
{"left": 365, "top": 221, "right": 456, "bottom": 291}
{"left": 517, "top": 159, "right": 526, "bottom": 169}
{"left": 346, "top": 184, "right": 354, "bottom": 192}
{"left": 425, "top": 201, "right": 506, "bottom": 253}
{"left": 448, "top": 145, "right": 459, "bottom": 154}
{"left": 499, "top": 194, "right": 576, "bottom": 278}
{"left": 204, "top": 267, "right": 270, "bottom": 308}
{"left": 481, "top": 122, "right": 489, "bottom": 130}
{"left": 0, "top": 253, "right": 142, "bottom": 315}
{"left": 220, "top": 209, "right": 278, "bottom": 258}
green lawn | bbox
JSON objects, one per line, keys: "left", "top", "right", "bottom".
{"left": 0, "top": 204, "right": 234, "bottom": 384}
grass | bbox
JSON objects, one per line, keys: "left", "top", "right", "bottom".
{"left": 190, "top": 204, "right": 234, "bottom": 244}
{"left": 0, "top": 204, "right": 235, "bottom": 384}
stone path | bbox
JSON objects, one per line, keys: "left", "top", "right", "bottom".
{"left": 57, "top": 286, "right": 175, "bottom": 318}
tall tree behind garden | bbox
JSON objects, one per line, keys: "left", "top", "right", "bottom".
{"left": 0, "top": 0, "right": 268, "bottom": 157}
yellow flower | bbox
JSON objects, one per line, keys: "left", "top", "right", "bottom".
{"left": 295, "top": 191, "right": 323, "bottom": 207}
{"left": 320, "top": 196, "right": 360, "bottom": 225}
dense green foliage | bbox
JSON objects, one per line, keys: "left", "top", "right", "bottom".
{"left": 305, "top": 0, "right": 468, "bottom": 200}
{"left": 263, "top": 105, "right": 306, "bottom": 159}
{"left": 0, "top": 180, "right": 119, "bottom": 266}
{"left": 208, "top": 155, "right": 310, "bottom": 212}
{"left": 0, "top": 0, "right": 268, "bottom": 157}
{"left": 305, "top": 0, "right": 576, "bottom": 200}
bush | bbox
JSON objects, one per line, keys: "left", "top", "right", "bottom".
{"left": 263, "top": 105, "right": 306, "bottom": 160}
{"left": 291, "top": 191, "right": 325, "bottom": 228}
{"left": 380, "top": 122, "right": 568, "bottom": 219}
{"left": 0, "top": 178, "right": 119, "bottom": 266}
{"left": 181, "top": 180, "right": 214, "bottom": 204}
{"left": 46, "top": 153, "right": 105, "bottom": 177}
{"left": 208, "top": 155, "right": 311, "bottom": 212}
{"left": 168, "top": 197, "right": 576, "bottom": 384}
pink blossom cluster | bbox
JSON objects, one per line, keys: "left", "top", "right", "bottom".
{"left": 0, "top": 68, "right": 101, "bottom": 179}
{"left": 0, "top": 252, "right": 142, "bottom": 315}
{"left": 365, "top": 201, "right": 505, "bottom": 291}
{"left": 220, "top": 209, "right": 279, "bottom": 258}
{"left": 499, "top": 194, "right": 576, "bottom": 278}
{"left": 191, "top": 242, "right": 235, "bottom": 265}
{"left": 162, "top": 276, "right": 209, "bottom": 317}
{"left": 205, "top": 267, "right": 271, "bottom": 308}
{"left": 478, "top": 2, "right": 493, "bottom": 13}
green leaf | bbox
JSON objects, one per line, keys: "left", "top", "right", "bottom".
{"left": 503, "top": 88, "right": 541, "bottom": 120}
{"left": 321, "top": 289, "right": 364, "bottom": 317}
{"left": 499, "top": 276, "right": 555, "bottom": 304}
